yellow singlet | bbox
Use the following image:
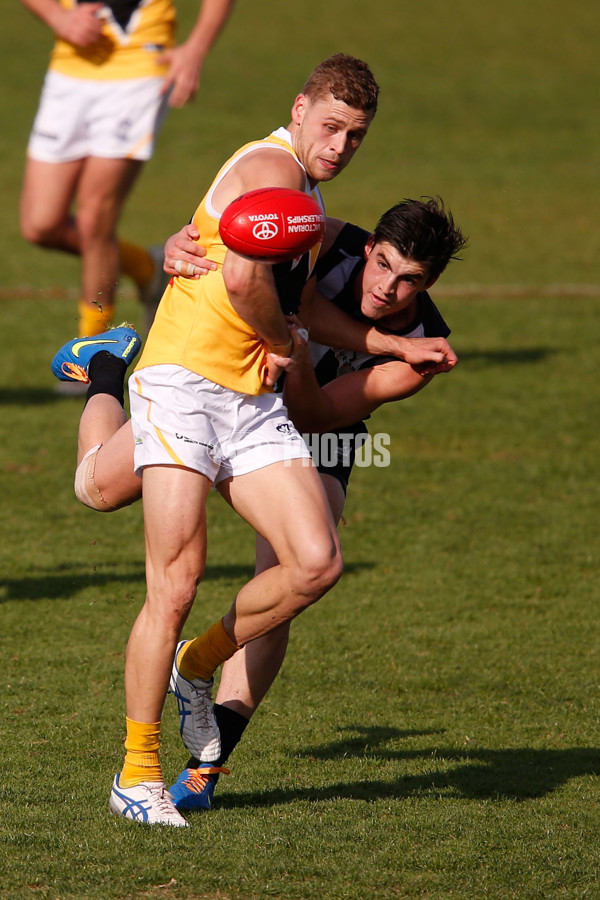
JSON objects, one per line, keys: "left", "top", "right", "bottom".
{"left": 49, "top": 0, "right": 175, "bottom": 80}
{"left": 135, "top": 128, "right": 324, "bottom": 395}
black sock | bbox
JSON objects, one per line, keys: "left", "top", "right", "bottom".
{"left": 187, "top": 704, "right": 250, "bottom": 770}
{"left": 86, "top": 351, "right": 128, "bottom": 407}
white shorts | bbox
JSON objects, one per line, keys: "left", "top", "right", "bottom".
{"left": 27, "top": 70, "right": 170, "bottom": 163}
{"left": 129, "top": 365, "right": 311, "bottom": 484}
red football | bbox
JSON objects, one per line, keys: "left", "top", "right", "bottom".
{"left": 219, "top": 187, "right": 325, "bottom": 263}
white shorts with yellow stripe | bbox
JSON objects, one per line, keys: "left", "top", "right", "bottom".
{"left": 129, "top": 365, "right": 311, "bottom": 484}
{"left": 27, "top": 70, "right": 169, "bottom": 163}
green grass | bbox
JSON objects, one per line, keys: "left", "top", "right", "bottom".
{"left": 2, "top": 296, "right": 600, "bottom": 900}
{"left": 1, "top": 0, "right": 600, "bottom": 897}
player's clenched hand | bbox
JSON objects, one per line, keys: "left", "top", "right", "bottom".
{"left": 264, "top": 321, "right": 310, "bottom": 387}
{"left": 385, "top": 335, "right": 458, "bottom": 376}
{"left": 54, "top": 3, "right": 104, "bottom": 46}
{"left": 164, "top": 224, "right": 217, "bottom": 278}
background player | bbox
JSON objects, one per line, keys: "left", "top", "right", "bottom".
{"left": 19, "top": 0, "right": 234, "bottom": 341}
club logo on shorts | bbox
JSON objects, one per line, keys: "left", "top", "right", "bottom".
{"left": 275, "top": 422, "right": 298, "bottom": 440}
{"left": 116, "top": 118, "right": 133, "bottom": 142}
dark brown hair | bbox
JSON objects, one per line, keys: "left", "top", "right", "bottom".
{"left": 373, "top": 198, "right": 468, "bottom": 280}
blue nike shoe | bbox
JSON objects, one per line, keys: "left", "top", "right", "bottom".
{"left": 168, "top": 764, "right": 230, "bottom": 812}
{"left": 51, "top": 324, "right": 142, "bottom": 383}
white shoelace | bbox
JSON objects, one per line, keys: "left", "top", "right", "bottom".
{"left": 146, "top": 783, "right": 180, "bottom": 817}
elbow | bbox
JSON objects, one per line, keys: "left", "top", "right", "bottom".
{"left": 222, "top": 251, "right": 265, "bottom": 318}
{"left": 222, "top": 258, "right": 246, "bottom": 302}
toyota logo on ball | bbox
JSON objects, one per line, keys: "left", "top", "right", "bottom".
{"left": 252, "top": 221, "right": 279, "bottom": 241}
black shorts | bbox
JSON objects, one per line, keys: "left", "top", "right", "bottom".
{"left": 304, "top": 421, "right": 369, "bottom": 494}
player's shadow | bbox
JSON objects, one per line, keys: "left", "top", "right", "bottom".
{"left": 0, "top": 563, "right": 250, "bottom": 603}
{"left": 0, "top": 567, "right": 146, "bottom": 604}
{"left": 0, "top": 388, "right": 64, "bottom": 406}
{"left": 216, "top": 725, "right": 600, "bottom": 809}
{"left": 457, "top": 348, "right": 552, "bottom": 368}
{"left": 0, "top": 560, "right": 374, "bottom": 603}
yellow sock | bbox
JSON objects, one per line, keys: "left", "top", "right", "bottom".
{"left": 119, "top": 240, "right": 154, "bottom": 289}
{"left": 78, "top": 299, "right": 115, "bottom": 338}
{"left": 119, "top": 718, "right": 162, "bottom": 787}
{"left": 178, "top": 619, "right": 240, "bottom": 683}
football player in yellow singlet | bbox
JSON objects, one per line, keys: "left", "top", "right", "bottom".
{"left": 51, "top": 54, "right": 457, "bottom": 826}
{"left": 19, "top": 0, "right": 234, "bottom": 340}
{"left": 115, "top": 53, "right": 381, "bottom": 827}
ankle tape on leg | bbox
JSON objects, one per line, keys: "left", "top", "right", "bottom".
{"left": 74, "top": 444, "right": 117, "bottom": 512}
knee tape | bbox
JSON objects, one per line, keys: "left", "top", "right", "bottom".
{"left": 74, "top": 444, "right": 116, "bottom": 512}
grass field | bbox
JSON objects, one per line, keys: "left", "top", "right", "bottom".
{"left": 1, "top": 1, "right": 600, "bottom": 898}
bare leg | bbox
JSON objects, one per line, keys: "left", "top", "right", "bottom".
{"left": 141, "top": 457, "right": 340, "bottom": 733}
{"left": 71, "top": 337, "right": 142, "bottom": 509}
{"left": 77, "top": 394, "right": 127, "bottom": 465}
{"left": 75, "top": 156, "right": 143, "bottom": 316}
{"left": 77, "top": 406, "right": 142, "bottom": 510}
{"left": 20, "top": 157, "right": 83, "bottom": 254}
{"left": 215, "top": 473, "right": 347, "bottom": 717}
{"left": 21, "top": 155, "right": 143, "bottom": 329}
{"left": 170, "top": 473, "right": 345, "bottom": 808}
{"left": 217, "top": 460, "right": 343, "bottom": 647}
{"left": 126, "top": 465, "right": 212, "bottom": 724}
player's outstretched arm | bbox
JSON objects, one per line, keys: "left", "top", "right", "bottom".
{"left": 275, "top": 328, "right": 435, "bottom": 433}
{"left": 313, "top": 362, "right": 434, "bottom": 431}
{"left": 304, "top": 290, "right": 458, "bottom": 376}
